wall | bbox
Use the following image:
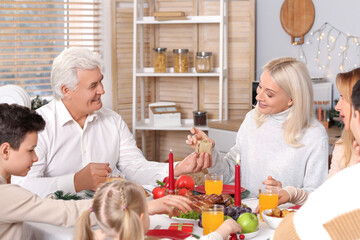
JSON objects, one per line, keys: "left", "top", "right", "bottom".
{"left": 256, "top": 0, "right": 360, "bottom": 102}
{"left": 100, "top": 0, "right": 113, "bottom": 109}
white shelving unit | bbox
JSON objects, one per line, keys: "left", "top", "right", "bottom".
{"left": 132, "top": 0, "right": 228, "bottom": 150}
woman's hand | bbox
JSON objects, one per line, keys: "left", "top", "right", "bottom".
{"left": 254, "top": 189, "right": 291, "bottom": 214}
{"left": 278, "top": 189, "right": 290, "bottom": 205}
{"left": 147, "top": 195, "right": 193, "bottom": 218}
{"left": 174, "top": 152, "right": 212, "bottom": 176}
{"left": 262, "top": 176, "right": 282, "bottom": 188}
{"left": 186, "top": 127, "right": 215, "bottom": 149}
{"left": 215, "top": 219, "right": 242, "bottom": 239}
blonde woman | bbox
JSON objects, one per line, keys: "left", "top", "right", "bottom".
{"left": 74, "top": 180, "right": 242, "bottom": 240}
{"left": 269, "top": 68, "right": 360, "bottom": 206}
{"left": 185, "top": 57, "right": 329, "bottom": 197}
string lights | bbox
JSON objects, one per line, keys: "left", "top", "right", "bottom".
{"left": 298, "top": 22, "right": 360, "bottom": 74}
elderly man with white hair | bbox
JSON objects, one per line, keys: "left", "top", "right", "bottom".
{"left": 12, "top": 47, "right": 211, "bottom": 197}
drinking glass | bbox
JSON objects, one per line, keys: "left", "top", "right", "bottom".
{"left": 259, "top": 186, "right": 279, "bottom": 221}
{"left": 204, "top": 173, "right": 223, "bottom": 195}
{"left": 106, "top": 172, "right": 124, "bottom": 182}
{"left": 202, "top": 204, "right": 224, "bottom": 235}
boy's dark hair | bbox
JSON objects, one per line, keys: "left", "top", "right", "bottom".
{"left": 352, "top": 80, "right": 360, "bottom": 112}
{"left": 0, "top": 103, "right": 45, "bottom": 150}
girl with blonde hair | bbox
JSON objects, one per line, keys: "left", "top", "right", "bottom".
{"left": 185, "top": 57, "right": 329, "bottom": 198}
{"left": 74, "top": 180, "right": 241, "bottom": 240}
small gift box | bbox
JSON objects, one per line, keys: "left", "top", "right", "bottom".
{"left": 195, "top": 139, "right": 213, "bottom": 155}
{"left": 168, "top": 223, "right": 194, "bottom": 233}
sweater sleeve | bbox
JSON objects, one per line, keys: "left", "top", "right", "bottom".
{"left": 327, "top": 143, "right": 344, "bottom": 179}
{"left": 273, "top": 212, "right": 301, "bottom": 240}
{"left": 207, "top": 115, "right": 249, "bottom": 184}
{"left": 301, "top": 133, "right": 328, "bottom": 192}
{"left": 0, "top": 184, "right": 92, "bottom": 226}
{"left": 283, "top": 186, "right": 310, "bottom": 206}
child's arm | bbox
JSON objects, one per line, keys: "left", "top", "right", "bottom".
{"left": 0, "top": 184, "right": 92, "bottom": 226}
{"left": 185, "top": 219, "right": 242, "bottom": 240}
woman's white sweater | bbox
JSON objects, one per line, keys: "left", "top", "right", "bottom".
{"left": 209, "top": 108, "right": 329, "bottom": 197}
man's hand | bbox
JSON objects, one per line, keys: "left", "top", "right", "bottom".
{"left": 147, "top": 195, "right": 193, "bottom": 218}
{"left": 262, "top": 176, "right": 282, "bottom": 188}
{"left": 186, "top": 127, "right": 215, "bottom": 149}
{"left": 353, "top": 140, "right": 360, "bottom": 163}
{"left": 74, "top": 163, "right": 112, "bottom": 192}
{"left": 174, "top": 152, "right": 212, "bottom": 176}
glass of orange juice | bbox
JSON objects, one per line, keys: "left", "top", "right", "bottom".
{"left": 106, "top": 172, "right": 125, "bottom": 182}
{"left": 259, "top": 186, "right": 279, "bottom": 221}
{"left": 204, "top": 173, "right": 223, "bottom": 195}
{"left": 202, "top": 204, "right": 224, "bottom": 235}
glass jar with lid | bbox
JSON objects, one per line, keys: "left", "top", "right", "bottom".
{"left": 195, "top": 52, "right": 212, "bottom": 73}
{"left": 173, "top": 49, "right": 189, "bottom": 73}
{"left": 193, "top": 111, "right": 207, "bottom": 126}
{"left": 153, "top": 48, "right": 167, "bottom": 73}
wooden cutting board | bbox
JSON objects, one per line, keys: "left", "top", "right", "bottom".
{"left": 280, "top": 0, "right": 315, "bottom": 45}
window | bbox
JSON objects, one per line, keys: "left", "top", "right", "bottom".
{"left": 0, "top": 0, "right": 101, "bottom": 98}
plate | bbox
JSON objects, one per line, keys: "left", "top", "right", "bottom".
{"left": 84, "top": 190, "right": 95, "bottom": 198}
{"left": 194, "top": 184, "right": 246, "bottom": 195}
{"left": 146, "top": 229, "right": 191, "bottom": 240}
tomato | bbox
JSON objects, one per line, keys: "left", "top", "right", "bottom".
{"left": 152, "top": 187, "right": 166, "bottom": 199}
{"left": 175, "top": 175, "right": 195, "bottom": 191}
{"left": 230, "top": 233, "right": 238, "bottom": 240}
{"left": 178, "top": 188, "right": 191, "bottom": 196}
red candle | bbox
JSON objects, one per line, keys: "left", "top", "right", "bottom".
{"left": 168, "top": 149, "right": 175, "bottom": 194}
{"left": 235, "top": 154, "right": 241, "bottom": 206}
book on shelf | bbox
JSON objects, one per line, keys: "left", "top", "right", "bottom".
{"left": 153, "top": 11, "right": 185, "bottom": 17}
{"left": 155, "top": 16, "right": 187, "bottom": 21}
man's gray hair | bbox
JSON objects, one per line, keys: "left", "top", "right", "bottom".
{"left": 50, "top": 47, "right": 103, "bottom": 100}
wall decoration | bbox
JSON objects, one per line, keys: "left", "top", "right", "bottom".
{"left": 280, "top": 0, "right": 315, "bottom": 45}
{"left": 298, "top": 22, "right": 360, "bottom": 74}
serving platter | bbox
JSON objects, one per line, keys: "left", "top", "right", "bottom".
{"left": 194, "top": 184, "right": 246, "bottom": 195}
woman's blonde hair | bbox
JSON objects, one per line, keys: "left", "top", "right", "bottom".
{"left": 254, "top": 57, "right": 314, "bottom": 147}
{"left": 335, "top": 68, "right": 360, "bottom": 168}
{"left": 74, "top": 181, "right": 147, "bottom": 240}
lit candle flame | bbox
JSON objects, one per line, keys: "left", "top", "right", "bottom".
{"left": 236, "top": 154, "right": 240, "bottom": 164}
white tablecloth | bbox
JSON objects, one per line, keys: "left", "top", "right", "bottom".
{"left": 22, "top": 198, "right": 292, "bottom": 240}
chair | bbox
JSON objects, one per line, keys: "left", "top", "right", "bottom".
{"left": 0, "top": 85, "right": 31, "bottom": 109}
{"left": 0, "top": 85, "right": 31, "bottom": 183}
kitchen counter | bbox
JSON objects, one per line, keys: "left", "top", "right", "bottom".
{"left": 208, "top": 118, "right": 244, "bottom": 132}
{"left": 209, "top": 119, "right": 341, "bottom": 145}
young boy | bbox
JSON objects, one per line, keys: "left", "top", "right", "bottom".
{"left": 0, "top": 103, "right": 194, "bottom": 239}
{"left": 0, "top": 103, "right": 92, "bottom": 239}
{"left": 350, "top": 79, "right": 360, "bottom": 162}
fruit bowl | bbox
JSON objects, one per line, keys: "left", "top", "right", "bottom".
{"left": 261, "top": 209, "right": 284, "bottom": 229}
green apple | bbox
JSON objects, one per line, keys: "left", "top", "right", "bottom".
{"left": 236, "top": 213, "right": 258, "bottom": 233}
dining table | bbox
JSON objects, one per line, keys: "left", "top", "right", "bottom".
{"left": 21, "top": 189, "right": 293, "bottom": 240}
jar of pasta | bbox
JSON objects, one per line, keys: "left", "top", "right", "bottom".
{"left": 195, "top": 52, "right": 212, "bottom": 73}
{"left": 153, "top": 48, "right": 167, "bottom": 73}
{"left": 173, "top": 49, "right": 189, "bottom": 73}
